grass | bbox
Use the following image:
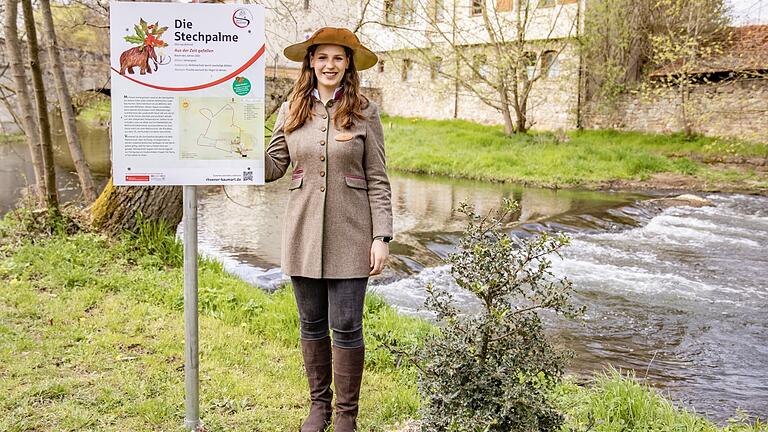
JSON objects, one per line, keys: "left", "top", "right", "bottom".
{"left": 381, "top": 116, "right": 768, "bottom": 189}
{"left": 0, "top": 213, "right": 430, "bottom": 431}
{"left": 0, "top": 211, "right": 765, "bottom": 431}
{"left": 559, "top": 369, "right": 767, "bottom": 432}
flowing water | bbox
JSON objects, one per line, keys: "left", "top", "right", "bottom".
{"left": 2, "top": 124, "right": 766, "bottom": 422}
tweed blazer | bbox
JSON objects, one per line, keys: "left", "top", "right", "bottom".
{"left": 264, "top": 97, "right": 393, "bottom": 279}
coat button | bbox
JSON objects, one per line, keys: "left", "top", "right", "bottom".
{"left": 320, "top": 155, "right": 325, "bottom": 161}
{"left": 320, "top": 140, "right": 325, "bottom": 146}
{"left": 322, "top": 113, "right": 327, "bottom": 119}
{"left": 320, "top": 171, "right": 325, "bottom": 177}
{"left": 320, "top": 186, "right": 325, "bottom": 192}
{"left": 321, "top": 126, "right": 327, "bottom": 132}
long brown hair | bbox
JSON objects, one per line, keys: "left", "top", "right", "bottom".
{"left": 284, "top": 45, "right": 367, "bottom": 134}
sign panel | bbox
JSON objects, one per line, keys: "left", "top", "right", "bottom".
{"left": 110, "top": 2, "right": 266, "bottom": 185}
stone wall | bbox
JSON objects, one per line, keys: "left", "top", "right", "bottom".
{"left": 583, "top": 78, "right": 768, "bottom": 143}
{"left": 360, "top": 42, "right": 581, "bottom": 131}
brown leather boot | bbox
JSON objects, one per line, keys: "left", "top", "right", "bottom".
{"left": 332, "top": 344, "right": 365, "bottom": 432}
{"left": 300, "top": 337, "right": 333, "bottom": 432}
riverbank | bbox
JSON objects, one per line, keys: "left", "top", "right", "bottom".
{"left": 382, "top": 116, "right": 768, "bottom": 195}
{"left": 1, "top": 212, "right": 765, "bottom": 431}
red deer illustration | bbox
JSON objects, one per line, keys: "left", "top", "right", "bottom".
{"left": 119, "top": 45, "right": 158, "bottom": 75}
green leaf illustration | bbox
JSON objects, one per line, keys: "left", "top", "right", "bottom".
{"left": 124, "top": 35, "right": 144, "bottom": 45}
{"left": 134, "top": 24, "right": 145, "bottom": 39}
{"left": 155, "top": 26, "right": 168, "bottom": 37}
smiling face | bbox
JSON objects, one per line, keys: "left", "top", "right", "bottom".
{"left": 310, "top": 44, "right": 349, "bottom": 92}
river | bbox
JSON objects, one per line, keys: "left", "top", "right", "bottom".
{"left": 1, "top": 122, "right": 766, "bottom": 422}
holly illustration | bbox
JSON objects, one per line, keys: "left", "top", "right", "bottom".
{"left": 123, "top": 18, "right": 168, "bottom": 50}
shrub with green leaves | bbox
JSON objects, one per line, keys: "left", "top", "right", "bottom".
{"left": 405, "top": 199, "right": 583, "bottom": 432}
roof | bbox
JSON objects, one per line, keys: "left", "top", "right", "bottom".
{"left": 650, "top": 25, "right": 768, "bottom": 77}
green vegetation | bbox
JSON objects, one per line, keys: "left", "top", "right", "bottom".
{"left": 0, "top": 211, "right": 765, "bottom": 431}
{"left": 407, "top": 201, "right": 582, "bottom": 431}
{"left": 75, "top": 93, "right": 111, "bottom": 124}
{"left": 0, "top": 212, "right": 429, "bottom": 431}
{"left": 559, "top": 369, "right": 767, "bottom": 432}
{"left": 382, "top": 116, "right": 768, "bottom": 190}
{"left": 0, "top": 133, "right": 24, "bottom": 145}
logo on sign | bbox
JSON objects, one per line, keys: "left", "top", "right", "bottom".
{"left": 232, "top": 8, "right": 252, "bottom": 28}
{"left": 232, "top": 76, "right": 251, "bottom": 96}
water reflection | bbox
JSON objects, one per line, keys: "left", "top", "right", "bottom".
{"left": 0, "top": 114, "right": 110, "bottom": 214}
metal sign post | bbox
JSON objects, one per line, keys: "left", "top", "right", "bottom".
{"left": 183, "top": 185, "right": 201, "bottom": 431}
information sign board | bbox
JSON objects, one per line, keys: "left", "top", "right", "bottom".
{"left": 110, "top": 2, "right": 266, "bottom": 185}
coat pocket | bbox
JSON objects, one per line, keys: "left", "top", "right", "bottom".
{"left": 289, "top": 176, "right": 303, "bottom": 190}
{"left": 344, "top": 175, "right": 368, "bottom": 190}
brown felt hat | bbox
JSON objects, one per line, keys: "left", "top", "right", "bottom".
{"left": 284, "top": 27, "right": 378, "bottom": 71}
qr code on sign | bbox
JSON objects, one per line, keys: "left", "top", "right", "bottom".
{"left": 243, "top": 171, "right": 253, "bottom": 181}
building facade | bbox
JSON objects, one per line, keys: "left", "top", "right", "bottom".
{"left": 264, "top": 0, "right": 586, "bottom": 131}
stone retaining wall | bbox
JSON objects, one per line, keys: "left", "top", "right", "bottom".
{"left": 583, "top": 78, "right": 768, "bottom": 143}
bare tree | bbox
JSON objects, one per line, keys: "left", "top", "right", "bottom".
{"left": 21, "top": 0, "right": 60, "bottom": 211}
{"left": 648, "top": 0, "right": 730, "bottom": 136}
{"left": 40, "top": 0, "right": 98, "bottom": 202}
{"left": 4, "top": 0, "right": 47, "bottom": 205}
{"left": 580, "top": 0, "right": 739, "bottom": 135}
{"left": 0, "top": 82, "right": 24, "bottom": 135}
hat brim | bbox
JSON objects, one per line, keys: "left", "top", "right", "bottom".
{"left": 284, "top": 27, "right": 378, "bottom": 71}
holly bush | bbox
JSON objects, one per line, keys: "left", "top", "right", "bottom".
{"left": 395, "top": 199, "right": 584, "bottom": 432}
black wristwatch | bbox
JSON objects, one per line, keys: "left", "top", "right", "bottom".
{"left": 374, "top": 236, "right": 392, "bottom": 243}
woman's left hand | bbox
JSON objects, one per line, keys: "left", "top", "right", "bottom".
{"left": 369, "top": 239, "right": 389, "bottom": 276}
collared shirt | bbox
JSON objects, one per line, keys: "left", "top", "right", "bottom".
{"left": 311, "top": 86, "right": 343, "bottom": 104}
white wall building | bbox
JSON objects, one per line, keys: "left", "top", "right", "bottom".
{"left": 262, "top": 0, "right": 586, "bottom": 131}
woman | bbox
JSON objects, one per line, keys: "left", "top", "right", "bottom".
{"left": 264, "top": 27, "right": 393, "bottom": 432}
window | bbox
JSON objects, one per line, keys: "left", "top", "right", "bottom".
{"left": 473, "top": 54, "right": 489, "bottom": 80}
{"left": 540, "top": 50, "right": 559, "bottom": 78}
{"left": 471, "top": 0, "right": 484, "bottom": 16}
{"left": 385, "top": 0, "right": 414, "bottom": 24}
{"left": 385, "top": 0, "right": 396, "bottom": 23}
{"left": 378, "top": 61, "right": 385, "bottom": 73}
{"left": 495, "top": 0, "right": 512, "bottom": 12}
{"left": 303, "top": 0, "right": 309, "bottom": 10}
{"left": 402, "top": 59, "right": 413, "bottom": 81}
{"left": 430, "top": 57, "right": 442, "bottom": 80}
{"left": 523, "top": 51, "right": 537, "bottom": 80}
{"left": 538, "top": 0, "right": 556, "bottom": 7}
{"left": 431, "top": 0, "right": 446, "bottom": 23}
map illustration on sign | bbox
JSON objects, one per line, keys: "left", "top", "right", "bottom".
{"left": 179, "top": 97, "right": 264, "bottom": 160}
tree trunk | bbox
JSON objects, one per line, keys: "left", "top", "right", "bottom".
{"left": 21, "top": 0, "right": 59, "bottom": 211}
{"left": 39, "top": 0, "right": 98, "bottom": 202}
{"left": 90, "top": 179, "right": 183, "bottom": 235}
{"left": 4, "top": 0, "right": 46, "bottom": 204}
{"left": 499, "top": 87, "right": 516, "bottom": 135}
{"left": 515, "top": 89, "right": 528, "bottom": 133}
